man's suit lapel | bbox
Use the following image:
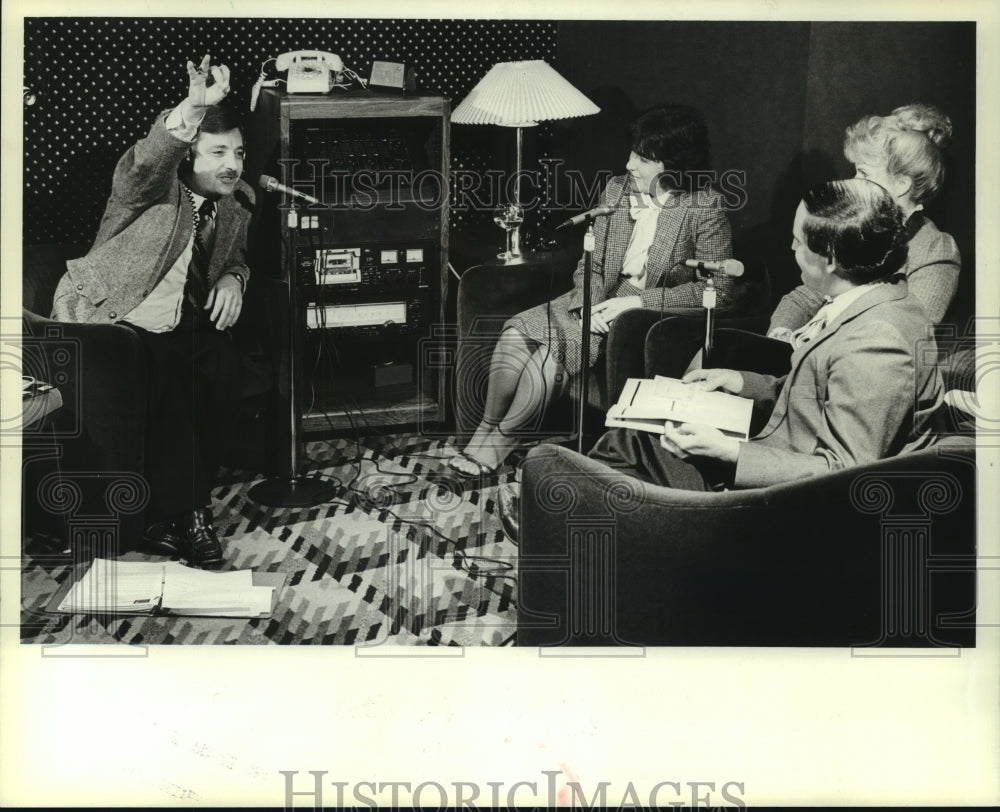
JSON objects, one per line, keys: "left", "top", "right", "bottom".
{"left": 152, "top": 183, "right": 194, "bottom": 287}
{"left": 755, "top": 279, "right": 908, "bottom": 438}
{"left": 803, "top": 279, "right": 907, "bottom": 351}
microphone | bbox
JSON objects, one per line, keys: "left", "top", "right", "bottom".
{"left": 684, "top": 258, "right": 745, "bottom": 278}
{"left": 556, "top": 204, "right": 616, "bottom": 230}
{"left": 258, "top": 174, "right": 323, "bottom": 206}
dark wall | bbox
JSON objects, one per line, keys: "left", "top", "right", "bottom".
{"left": 554, "top": 21, "right": 811, "bottom": 233}
{"left": 553, "top": 20, "right": 976, "bottom": 302}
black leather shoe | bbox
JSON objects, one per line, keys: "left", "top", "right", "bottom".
{"left": 497, "top": 484, "right": 520, "bottom": 542}
{"left": 140, "top": 518, "right": 185, "bottom": 556}
{"left": 180, "top": 508, "right": 224, "bottom": 568}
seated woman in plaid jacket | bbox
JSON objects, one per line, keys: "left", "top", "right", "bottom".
{"left": 452, "top": 105, "right": 740, "bottom": 476}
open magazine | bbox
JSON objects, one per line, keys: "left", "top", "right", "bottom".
{"left": 605, "top": 376, "right": 754, "bottom": 440}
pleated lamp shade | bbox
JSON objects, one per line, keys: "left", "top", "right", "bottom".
{"left": 451, "top": 60, "right": 600, "bottom": 126}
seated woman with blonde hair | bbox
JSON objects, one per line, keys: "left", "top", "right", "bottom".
{"left": 769, "top": 103, "right": 960, "bottom": 342}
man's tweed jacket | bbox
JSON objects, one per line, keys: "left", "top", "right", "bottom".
{"left": 51, "top": 111, "right": 254, "bottom": 324}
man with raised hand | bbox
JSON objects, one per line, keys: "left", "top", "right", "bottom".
{"left": 53, "top": 55, "right": 255, "bottom": 567}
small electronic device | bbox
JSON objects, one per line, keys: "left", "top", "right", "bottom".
{"left": 276, "top": 50, "right": 344, "bottom": 93}
{"left": 297, "top": 243, "right": 433, "bottom": 296}
{"left": 369, "top": 60, "right": 415, "bottom": 92}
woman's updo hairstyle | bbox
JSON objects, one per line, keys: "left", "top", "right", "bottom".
{"left": 800, "top": 178, "right": 907, "bottom": 284}
{"left": 842, "top": 103, "right": 952, "bottom": 205}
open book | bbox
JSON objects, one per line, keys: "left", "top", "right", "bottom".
{"left": 606, "top": 376, "right": 754, "bottom": 440}
{"left": 53, "top": 558, "right": 284, "bottom": 618}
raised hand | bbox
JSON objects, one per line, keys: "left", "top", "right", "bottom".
{"left": 185, "top": 54, "right": 231, "bottom": 110}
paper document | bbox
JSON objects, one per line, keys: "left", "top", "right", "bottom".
{"left": 55, "top": 558, "right": 279, "bottom": 618}
{"left": 606, "top": 376, "right": 753, "bottom": 439}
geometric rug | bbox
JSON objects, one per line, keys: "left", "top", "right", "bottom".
{"left": 20, "top": 433, "right": 520, "bottom": 646}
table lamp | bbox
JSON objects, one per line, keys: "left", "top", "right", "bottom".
{"left": 451, "top": 59, "right": 600, "bottom": 260}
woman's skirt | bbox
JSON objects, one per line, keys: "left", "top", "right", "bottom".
{"left": 502, "top": 277, "right": 644, "bottom": 376}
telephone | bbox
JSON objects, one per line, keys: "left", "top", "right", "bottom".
{"left": 276, "top": 50, "right": 344, "bottom": 93}
{"left": 251, "top": 50, "right": 368, "bottom": 110}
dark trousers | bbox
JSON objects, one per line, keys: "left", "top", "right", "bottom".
{"left": 588, "top": 428, "right": 734, "bottom": 491}
{"left": 126, "top": 316, "right": 241, "bottom": 522}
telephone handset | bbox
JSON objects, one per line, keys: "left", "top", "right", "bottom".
{"left": 276, "top": 50, "right": 344, "bottom": 93}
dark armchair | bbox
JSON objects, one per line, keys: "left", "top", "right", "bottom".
{"left": 21, "top": 244, "right": 280, "bottom": 551}
{"left": 516, "top": 323, "right": 977, "bottom": 647}
{"left": 22, "top": 244, "right": 149, "bottom": 548}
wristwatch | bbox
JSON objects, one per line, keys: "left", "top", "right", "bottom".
{"left": 226, "top": 271, "right": 246, "bottom": 294}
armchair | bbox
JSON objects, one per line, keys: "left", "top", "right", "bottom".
{"left": 516, "top": 324, "right": 977, "bottom": 647}
{"left": 22, "top": 244, "right": 149, "bottom": 549}
{"left": 21, "top": 243, "right": 281, "bottom": 551}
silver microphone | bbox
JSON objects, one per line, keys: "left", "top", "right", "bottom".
{"left": 684, "top": 258, "right": 745, "bottom": 278}
{"left": 556, "top": 204, "right": 616, "bottom": 230}
{"left": 258, "top": 174, "right": 323, "bottom": 206}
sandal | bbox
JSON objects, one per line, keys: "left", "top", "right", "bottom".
{"left": 447, "top": 450, "right": 498, "bottom": 478}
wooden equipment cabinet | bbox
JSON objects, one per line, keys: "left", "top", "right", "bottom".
{"left": 248, "top": 88, "right": 450, "bottom": 445}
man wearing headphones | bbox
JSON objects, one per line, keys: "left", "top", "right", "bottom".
{"left": 51, "top": 55, "right": 254, "bottom": 567}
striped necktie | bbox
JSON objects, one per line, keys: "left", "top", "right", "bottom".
{"left": 791, "top": 306, "right": 829, "bottom": 350}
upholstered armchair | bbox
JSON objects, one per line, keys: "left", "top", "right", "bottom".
{"left": 22, "top": 244, "right": 149, "bottom": 548}
{"left": 21, "top": 243, "right": 281, "bottom": 550}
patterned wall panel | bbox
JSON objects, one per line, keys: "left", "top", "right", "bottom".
{"left": 22, "top": 17, "right": 558, "bottom": 245}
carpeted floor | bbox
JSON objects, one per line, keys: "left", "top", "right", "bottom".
{"left": 20, "top": 433, "right": 520, "bottom": 646}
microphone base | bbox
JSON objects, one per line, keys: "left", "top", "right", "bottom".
{"left": 248, "top": 476, "right": 338, "bottom": 508}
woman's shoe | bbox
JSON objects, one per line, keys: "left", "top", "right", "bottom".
{"left": 497, "top": 484, "right": 520, "bottom": 542}
{"left": 447, "top": 450, "right": 498, "bottom": 478}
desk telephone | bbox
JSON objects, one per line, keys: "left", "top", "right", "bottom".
{"left": 278, "top": 51, "right": 344, "bottom": 92}
{"left": 251, "top": 50, "right": 367, "bottom": 110}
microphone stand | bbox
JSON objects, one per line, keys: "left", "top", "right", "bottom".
{"left": 563, "top": 186, "right": 624, "bottom": 453}
{"left": 249, "top": 199, "right": 336, "bottom": 508}
{"left": 689, "top": 262, "right": 718, "bottom": 367}
{"left": 577, "top": 224, "right": 596, "bottom": 454}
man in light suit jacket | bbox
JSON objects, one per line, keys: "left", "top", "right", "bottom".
{"left": 51, "top": 55, "right": 254, "bottom": 567}
{"left": 498, "top": 178, "right": 943, "bottom": 537}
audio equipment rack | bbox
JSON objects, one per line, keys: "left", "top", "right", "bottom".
{"left": 248, "top": 88, "right": 450, "bottom": 469}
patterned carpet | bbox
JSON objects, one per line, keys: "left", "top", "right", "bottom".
{"left": 20, "top": 434, "right": 520, "bottom": 646}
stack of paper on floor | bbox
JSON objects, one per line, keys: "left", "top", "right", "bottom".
{"left": 55, "top": 558, "right": 280, "bottom": 618}
{"left": 605, "top": 376, "right": 753, "bottom": 440}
